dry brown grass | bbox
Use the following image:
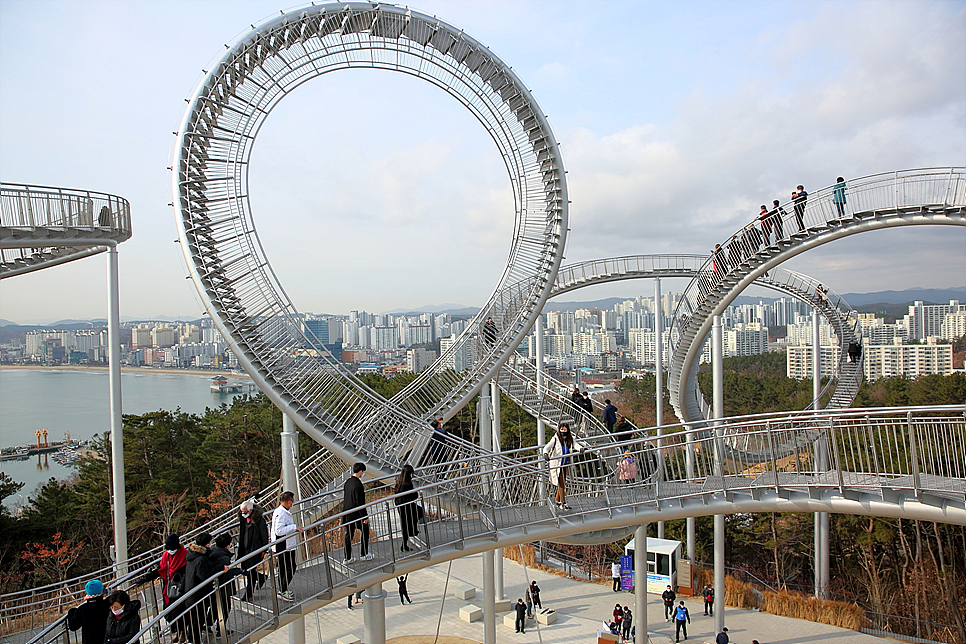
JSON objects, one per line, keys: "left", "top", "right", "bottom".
{"left": 762, "top": 589, "right": 870, "bottom": 631}
{"left": 724, "top": 577, "right": 757, "bottom": 609}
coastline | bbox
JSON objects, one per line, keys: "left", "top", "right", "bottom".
{"left": 0, "top": 364, "right": 251, "bottom": 379}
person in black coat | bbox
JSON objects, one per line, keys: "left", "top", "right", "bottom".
{"left": 514, "top": 598, "right": 527, "bottom": 633}
{"left": 343, "top": 463, "right": 370, "bottom": 562}
{"left": 207, "top": 533, "right": 239, "bottom": 628}
{"left": 393, "top": 464, "right": 420, "bottom": 552}
{"left": 104, "top": 590, "right": 141, "bottom": 644}
{"left": 67, "top": 580, "right": 109, "bottom": 644}
{"left": 237, "top": 499, "right": 269, "bottom": 600}
{"left": 183, "top": 533, "right": 217, "bottom": 644}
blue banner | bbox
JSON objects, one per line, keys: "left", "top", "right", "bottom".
{"left": 620, "top": 554, "right": 634, "bottom": 591}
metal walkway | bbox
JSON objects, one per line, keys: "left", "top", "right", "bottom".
{"left": 666, "top": 168, "right": 966, "bottom": 424}
{"left": 0, "top": 184, "right": 132, "bottom": 278}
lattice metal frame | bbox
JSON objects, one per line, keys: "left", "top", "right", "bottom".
{"left": 173, "top": 2, "right": 567, "bottom": 471}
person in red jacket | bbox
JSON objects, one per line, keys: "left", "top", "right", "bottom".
{"left": 138, "top": 535, "right": 188, "bottom": 642}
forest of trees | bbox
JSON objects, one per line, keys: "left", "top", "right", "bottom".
{"left": 1, "top": 363, "right": 964, "bottom": 640}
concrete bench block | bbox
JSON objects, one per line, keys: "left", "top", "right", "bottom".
{"left": 336, "top": 636, "right": 361, "bottom": 644}
{"left": 536, "top": 611, "right": 558, "bottom": 625}
{"left": 503, "top": 614, "right": 518, "bottom": 628}
{"left": 454, "top": 585, "right": 476, "bottom": 600}
{"left": 493, "top": 599, "right": 512, "bottom": 613}
{"left": 459, "top": 604, "right": 483, "bottom": 623}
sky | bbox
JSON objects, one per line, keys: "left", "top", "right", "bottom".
{"left": 1, "top": 0, "right": 964, "bottom": 325}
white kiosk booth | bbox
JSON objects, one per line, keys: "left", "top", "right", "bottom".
{"left": 624, "top": 537, "right": 683, "bottom": 593}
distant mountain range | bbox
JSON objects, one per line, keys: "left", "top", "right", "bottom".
{"left": 3, "top": 287, "right": 963, "bottom": 328}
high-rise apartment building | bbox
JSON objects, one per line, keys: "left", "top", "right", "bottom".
{"left": 863, "top": 339, "right": 954, "bottom": 381}
{"left": 903, "top": 301, "right": 966, "bottom": 340}
{"left": 725, "top": 322, "right": 768, "bottom": 357}
{"left": 786, "top": 345, "right": 840, "bottom": 379}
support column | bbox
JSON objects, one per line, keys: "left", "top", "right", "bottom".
{"left": 479, "top": 386, "right": 496, "bottom": 644}
{"left": 634, "top": 524, "right": 648, "bottom": 643}
{"left": 490, "top": 380, "right": 504, "bottom": 600}
{"left": 107, "top": 245, "right": 127, "bottom": 579}
{"left": 280, "top": 414, "right": 305, "bottom": 644}
{"left": 812, "top": 308, "right": 829, "bottom": 599}
{"left": 685, "top": 421, "right": 696, "bottom": 567}
{"left": 712, "top": 315, "right": 725, "bottom": 632}
{"left": 655, "top": 277, "right": 665, "bottom": 540}
{"left": 363, "top": 582, "right": 387, "bottom": 644}
{"left": 812, "top": 307, "right": 821, "bottom": 408}
{"left": 535, "top": 315, "right": 547, "bottom": 504}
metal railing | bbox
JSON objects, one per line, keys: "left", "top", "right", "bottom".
{"left": 667, "top": 167, "right": 966, "bottom": 423}
{"left": 0, "top": 183, "right": 133, "bottom": 277}
{"left": 14, "top": 405, "right": 965, "bottom": 644}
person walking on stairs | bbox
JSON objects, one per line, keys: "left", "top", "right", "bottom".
{"left": 342, "top": 463, "right": 371, "bottom": 563}
{"left": 272, "top": 491, "right": 304, "bottom": 603}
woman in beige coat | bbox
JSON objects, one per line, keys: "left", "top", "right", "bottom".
{"left": 543, "top": 422, "right": 584, "bottom": 510}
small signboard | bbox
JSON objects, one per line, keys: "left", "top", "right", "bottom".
{"left": 677, "top": 558, "right": 694, "bottom": 596}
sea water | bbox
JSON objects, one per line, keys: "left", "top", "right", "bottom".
{"left": 0, "top": 368, "right": 250, "bottom": 506}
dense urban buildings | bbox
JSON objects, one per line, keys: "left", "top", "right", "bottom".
{"left": 3, "top": 298, "right": 962, "bottom": 382}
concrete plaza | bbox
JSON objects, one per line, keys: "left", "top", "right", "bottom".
{"left": 260, "top": 552, "right": 891, "bottom": 644}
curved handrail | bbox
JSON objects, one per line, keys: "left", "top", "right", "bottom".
{"left": 0, "top": 183, "right": 133, "bottom": 278}
{"left": 667, "top": 167, "right": 966, "bottom": 423}
{"left": 25, "top": 405, "right": 961, "bottom": 644}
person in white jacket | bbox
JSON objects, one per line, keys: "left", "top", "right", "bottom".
{"left": 271, "top": 491, "right": 303, "bottom": 602}
{"left": 543, "top": 422, "right": 583, "bottom": 510}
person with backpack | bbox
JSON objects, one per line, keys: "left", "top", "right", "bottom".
{"left": 104, "top": 590, "right": 141, "bottom": 644}
{"left": 703, "top": 584, "right": 714, "bottom": 616}
{"left": 137, "top": 535, "right": 188, "bottom": 642}
{"left": 673, "top": 600, "right": 691, "bottom": 642}
{"left": 621, "top": 606, "right": 633, "bottom": 641}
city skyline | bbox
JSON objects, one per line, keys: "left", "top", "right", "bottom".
{"left": 1, "top": 0, "right": 964, "bottom": 325}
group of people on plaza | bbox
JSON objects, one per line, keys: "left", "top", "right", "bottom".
{"left": 512, "top": 581, "right": 543, "bottom": 633}
{"left": 603, "top": 603, "right": 634, "bottom": 642}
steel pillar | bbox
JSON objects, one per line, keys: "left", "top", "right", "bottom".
{"left": 490, "top": 380, "right": 504, "bottom": 600}
{"left": 810, "top": 308, "right": 830, "bottom": 599}
{"left": 712, "top": 315, "right": 725, "bottom": 632}
{"left": 363, "top": 582, "right": 386, "bottom": 644}
{"left": 479, "top": 386, "right": 496, "bottom": 644}
{"left": 685, "top": 422, "right": 696, "bottom": 564}
{"left": 107, "top": 245, "right": 127, "bottom": 579}
{"left": 812, "top": 308, "right": 821, "bottom": 407}
{"left": 655, "top": 277, "right": 665, "bottom": 540}
{"left": 634, "top": 524, "right": 648, "bottom": 643}
{"left": 280, "top": 414, "right": 304, "bottom": 644}
{"left": 535, "top": 315, "right": 546, "bottom": 503}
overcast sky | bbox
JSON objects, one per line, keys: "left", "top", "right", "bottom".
{"left": 1, "top": 0, "right": 963, "bottom": 325}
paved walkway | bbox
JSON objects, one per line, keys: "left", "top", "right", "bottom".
{"left": 260, "top": 553, "right": 890, "bottom": 644}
